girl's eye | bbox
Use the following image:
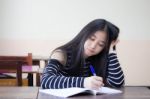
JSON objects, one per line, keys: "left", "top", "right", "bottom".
{"left": 98, "top": 43, "right": 105, "bottom": 47}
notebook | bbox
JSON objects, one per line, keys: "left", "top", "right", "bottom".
{"left": 39, "top": 87, "right": 122, "bottom": 97}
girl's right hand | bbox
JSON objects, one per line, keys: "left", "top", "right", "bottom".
{"left": 84, "top": 76, "right": 104, "bottom": 89}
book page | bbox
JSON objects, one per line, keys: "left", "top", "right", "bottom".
{"left": 98, "top": 87, "right": 122, "bottom": 94}
{"left": 39, "top": 87, "right": 88, "bottom": 97}
{"left": 39, "top": 87, "right": 122, "bottom": 97}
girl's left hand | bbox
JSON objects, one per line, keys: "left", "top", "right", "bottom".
{"left": 109, "top": 39, "right": 119, "bottom": 52}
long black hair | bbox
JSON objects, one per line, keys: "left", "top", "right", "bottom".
{"left": 54, "top": 19, "right": 119, "bottom": 78}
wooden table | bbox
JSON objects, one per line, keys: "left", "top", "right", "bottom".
{"left": 0, "top": 87, "right": 39, "bottom": 99}
{"left": 1, "top": 86, "right": 150, "bottom": 99}
{"left": 37, "top": 86, "right": 150, "bottom": 99}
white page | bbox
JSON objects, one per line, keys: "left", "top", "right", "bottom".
{"left": 39, "top": 87, "right": 122, "bottom": 98}
{"left": 39, "top": 87, "right": 88, "bottom": 97}
{"left": 98, "top": 87, "right": 122, "bottom": 94}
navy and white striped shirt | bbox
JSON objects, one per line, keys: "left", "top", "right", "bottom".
{"left": 41, "top": 52, "right": 124, "bottom": 89}
{"left": 106, "top": 52, "right": 124, "bottom": 87}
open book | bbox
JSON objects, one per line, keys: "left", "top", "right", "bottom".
{"left": 39, "top": 87, "right": 122, "bottom": 97}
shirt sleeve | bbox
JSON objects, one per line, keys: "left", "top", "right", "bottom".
{"left": 106, "top": 51, "right": 125, "bottom": 88}
{"left": 40, "top": 59, "right": 85, "bottom": 89}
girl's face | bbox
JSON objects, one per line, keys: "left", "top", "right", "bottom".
{"left": 84, "top": 31, "right": 107, "bottom": 58}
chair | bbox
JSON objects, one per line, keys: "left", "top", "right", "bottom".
{"left": 0, "top": 61, "right": 23, "bottom": 86}
{"left": 0, "top": 53, "right": 33, "bottom": 86}
{"left": 0, "top": 53, "right": 32, "bottom": 66}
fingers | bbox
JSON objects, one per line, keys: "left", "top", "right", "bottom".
{"left": 84, "top": 76, "right": 104, "bottom": 90}
{"left": 114, "top": 39, "right": 119, "bottom": 45}
{"left": 111, "top": 39, "right": 119, "bottom": 47}
{"left": 110, "top": 39, "right": 119, "bottom": 52}
{"left": 93, "top": 76, "right": 103, "bottom": 81}
{"left": 92, "top": 76, "right": 104, "bottom": 89}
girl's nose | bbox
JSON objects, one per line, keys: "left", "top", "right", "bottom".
{"left": 90, "top": 42, "right": 97, "bottom": 49}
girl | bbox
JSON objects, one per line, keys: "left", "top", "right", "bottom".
{"left": 41, "top": 19, "right": 124, "bottom": 89}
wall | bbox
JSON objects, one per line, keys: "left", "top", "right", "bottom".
{"left": 0, "top": 0, "right": 150, "bottom": 86}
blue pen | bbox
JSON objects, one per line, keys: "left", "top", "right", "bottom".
{"left": 90, "top": 65, "right": 96, "bottom": 76}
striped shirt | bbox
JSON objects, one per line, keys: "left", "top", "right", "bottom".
{"left": 106, "top": 52, "right": 124, "bottom": 87}
{"left": 41, "top": 52, "right": 124, "bottom": 89}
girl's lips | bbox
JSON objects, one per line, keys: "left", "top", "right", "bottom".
{"left": 87, "top": 48, "right": 95, "bottom": 53}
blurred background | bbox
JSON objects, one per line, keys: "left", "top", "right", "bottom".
{"left": 0, "top": 0, "right": 150, "bottom": 86}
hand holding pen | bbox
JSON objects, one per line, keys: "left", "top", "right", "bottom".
{"left": 83, "top": 65, "right": 104, "bottom": 89}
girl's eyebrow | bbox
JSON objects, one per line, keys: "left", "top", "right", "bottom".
{"left": 91, "top": 34, "right": 96, "bottom": 38}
